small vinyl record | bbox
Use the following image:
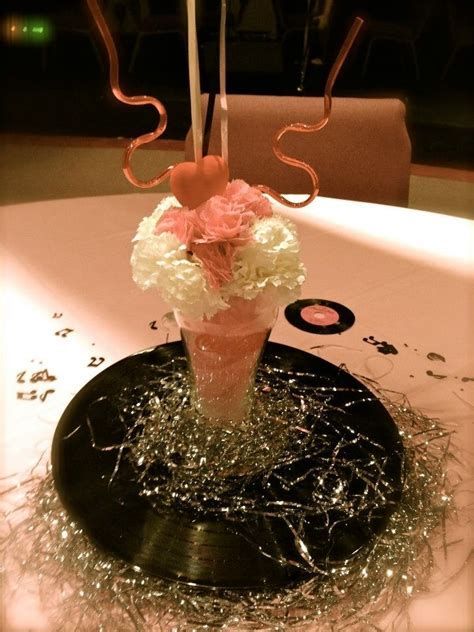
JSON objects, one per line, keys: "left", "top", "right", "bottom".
{"left": 285, "top": 299, "right": 355, "bottom": 335}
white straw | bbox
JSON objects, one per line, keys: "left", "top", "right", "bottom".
{"left": 219, "top": 0, "right": 229, "bottom": 164}
{"left": 187, "top": 0, "right": 203, "bottom": 161}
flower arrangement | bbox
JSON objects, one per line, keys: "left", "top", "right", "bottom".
{"left": 131, "top": 180, "right": 306, "bottom": 320}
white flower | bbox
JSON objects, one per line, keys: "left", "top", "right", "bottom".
{"left": 225, "top": 215, "right": 306, "bottom": 305}
{"left": 132, "top": 196, "right": 180, "bottom": 241}
{"left": 131, "top": 231, "right": 184, "bottom": 290}
{"left": 131, "top": 203, "right": 228, "bottom": 318}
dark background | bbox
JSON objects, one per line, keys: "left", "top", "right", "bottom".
{"left": 1, "top": 0, "right": 473, "bottom": 168}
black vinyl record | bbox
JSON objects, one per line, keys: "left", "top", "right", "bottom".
{"left": 52, "top": 342, "right": 403, "bottom": 590}
{"left": 285, "top": 299, "right": 355, "bottom": 334}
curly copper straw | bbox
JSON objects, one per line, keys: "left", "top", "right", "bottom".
{"left": 86, "top": 0, "right": 174, "bottom": 188}
{"left": 257, "top": 17, "right": 364, "bottom": 208}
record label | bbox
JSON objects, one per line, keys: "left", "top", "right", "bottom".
{"left": 285, "top": 299, "right": 355, "bottom": 335}
{"left": 301, "top": 305, "right": 340, "bottom": 326}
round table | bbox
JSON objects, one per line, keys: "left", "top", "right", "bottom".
{"left": 1, "top": 193, "right": 473, "bottom": 630}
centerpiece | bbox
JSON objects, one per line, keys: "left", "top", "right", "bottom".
{"left": 86, "top": 0, "right": 361, "bottom": 429}
{"left": 48, "top": 0, "right": 408, "bottom": 612}
{"left": 131, "top": 179, "right": 306, "bottom": 423}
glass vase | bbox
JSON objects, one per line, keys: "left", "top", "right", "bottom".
{"left": 174, "top": 297, "right": 277, "bottom": 425}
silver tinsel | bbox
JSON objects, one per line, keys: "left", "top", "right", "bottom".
{"left": 0, "top": 360, "right": 470, "bottom": 631}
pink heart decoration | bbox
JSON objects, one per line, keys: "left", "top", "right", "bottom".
{"left": 170, "top": 155, "right": 229, "bottom": 209}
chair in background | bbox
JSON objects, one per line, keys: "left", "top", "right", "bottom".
{"left": 236, "top": 0, "right": 280, "bottom": 39}
{"left": 361, "top": 1, "right": 433, "bottom": 81}
{"left": 441, "top": 0, "right": 474, "bottom": 81}
{"left": 203, "top": 0, "right": 284, "bottom": 76}
{"left": 185, "top": 94, "right": 411, "bottom": 207}
{"left": 128, "top": 0, "right": 186, "bottom": 73}
{"left": 275, "top": 0, "right": 335, "bottom": 92}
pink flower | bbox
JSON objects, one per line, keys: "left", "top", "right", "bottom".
{"left": 192, "top": 241, "right": 235, "bottom": 289}
{"left": 154, "top": 207, "right": 201, "bottom": 248}
{"left": 195, "top": 196, "right": 253, "bottom": 246}
{"left": 225, "top": 180, "right": 273, "bottom": 218}
{"left": 152, "top": 179, "right": 274, "bottom": 290}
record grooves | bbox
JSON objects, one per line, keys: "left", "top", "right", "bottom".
{"left": 52, "top": 342, "right": 403, "bottom": 589}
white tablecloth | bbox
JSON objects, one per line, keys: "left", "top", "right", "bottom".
{"left": 1, "top": 193, "right": 473, "bottom": 630}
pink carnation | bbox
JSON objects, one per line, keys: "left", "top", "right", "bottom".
{"left": 225, "top": 179, "right": 273, "bottom": 218}
{"left": 154, "top": 207, "right": 201, "bottom": 248}
{"left": 195, "top": 195, "right": 253, "bottom": 246}
{"left": 192, "top": 241, "right": 235, "bottom": 289}
{"left": 153, "top": 180, "right": 274, "bottom": 290}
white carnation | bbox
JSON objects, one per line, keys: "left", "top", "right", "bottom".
{"left": 131, "top": 231, "right": 185, "bottom": 290}
{"left": 132, "top": 196, "right": 180, "bottom": 241}
{"left": 225, "top": 215, "right": 306, "bottom": 305}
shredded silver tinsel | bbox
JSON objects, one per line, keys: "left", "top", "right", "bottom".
{"left": 98, "top": 357, "right": 397, "bottom": 527}
{"left": 0, "top": 360, "right": 470, "bottom": 631}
